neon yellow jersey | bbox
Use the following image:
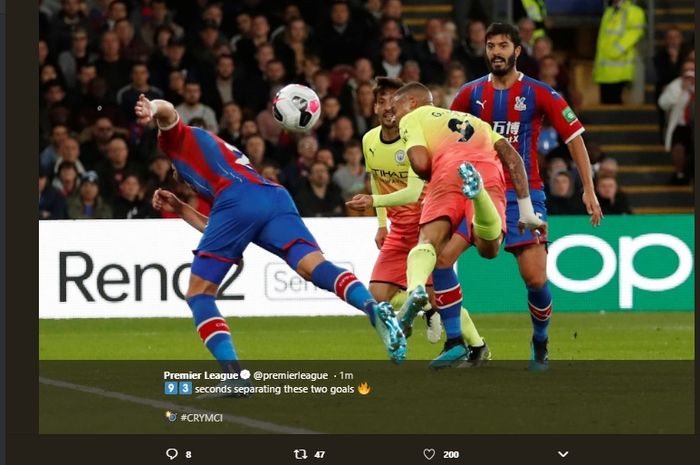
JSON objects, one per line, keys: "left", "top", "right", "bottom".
{"left": 362, "top": 125, "right": 424, "bottom": 227}
{"left": 399, "top": 105, "right": 503, "bottom": 156}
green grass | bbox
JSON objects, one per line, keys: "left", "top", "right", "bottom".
{"left": 39, "top": 312, "right": 694, "bottom": 360}
{"left": 38, "top": 312, "right": 694, "bottom": 434}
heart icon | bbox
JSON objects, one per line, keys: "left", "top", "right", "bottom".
{"left": 423, "top": 448, "right": 436, "bottom": 460}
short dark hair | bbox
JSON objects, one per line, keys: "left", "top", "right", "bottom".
{"left": 121, "top": 172, "right": 142, "bottom": 184}
{"left": 109, "top": 0, "right": 128, "bottom": 11}
{"left": 43, "top": 79, "right": 65, "bottom": 92}
{"left": 447, "top": 62, "right": 466, "bottom": 74}
{"left": 344, "top": 140, "right": 362, "bottom": 152}
{"left": 188, "top": 117, "right": 208, "bottom": 129}
{"left": 381, "top": 37, "right": 401, "bottom": 49}
{"left": 57, "top": 161, "right": 78, "bottom": 173}
{"left": 394, "top": 81, "right": 431, "bottom": 103}
{"left": 380, "top": 16, "right": 400, "bottom": 29}
{"left": 217, "top": 54, "right": 234, "bottom": 64}
{"left": 131, "top": 61, "right": 148, "bottom": 72}
{"left": 596, "top": 173, "right": 617, "bottom": 183}
{"left": 373, "top": 76, "right": 404, "bottom": 100}
{"left": 485, "top": 22, "right": 521, "bottom": 49}
{"left": 109, "top": 134, "right": 128, "bottom": 144}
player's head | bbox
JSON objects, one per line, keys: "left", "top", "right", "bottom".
{"left": 373, "top": 76, "right": 404, "bottom": 129}
{"left": 119, "top": 173, "right": 142, "bottom": 201}
{"left": 184, "top": 80, "right": 202, "bottom": 105}
{"left": 79, "top": 171, "right": 101, "bottom": 202}
{"left": 391, "top": 81, "right": 433, "bottom": 122}
{"left": 485, "top": 22, "right": 521, "bottom": 76}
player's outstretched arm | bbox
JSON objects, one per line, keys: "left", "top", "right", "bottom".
{"left": 346, "top": 174, "right": 423, "bottom": 210}
{"left": 494, "top": 139, "right": 547, "bottom": 237}
{"left": 152, "top": 188, "right": 208, "bottom": 233}
{"left": 567, "top": 136, "right": 603, "bottom": 226}
{"left": 135, "top": 94, "right": 179, "bottom": 129}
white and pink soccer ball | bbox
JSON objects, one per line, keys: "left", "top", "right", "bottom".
{"left": 272, "top": 84, "right": 321, "bottom": 133}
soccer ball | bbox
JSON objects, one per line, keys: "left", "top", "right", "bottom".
{"left": 272, "top": 84, "right": 322, "bottom": 133}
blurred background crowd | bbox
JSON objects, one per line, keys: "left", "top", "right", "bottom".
{"left": 38, "top": 0, "right": 695, "bottom": 221}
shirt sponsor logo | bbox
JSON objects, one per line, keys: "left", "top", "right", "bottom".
{"left": 493, "top": 121, "right": 521, "bottom": 144}
{"left": 369, "top": 168, "right": 409, "bottom": 181}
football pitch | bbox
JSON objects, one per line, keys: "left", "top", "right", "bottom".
{"left": 39, "top": 312, "right": 694, "bottom": 435}
{"left": 40, "top": 312, "right": 693, "bottom": 360}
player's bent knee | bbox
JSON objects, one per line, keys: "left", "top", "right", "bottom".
{"left": 524, "top": 275, "right": 548, "bottom": 289}
{"left": 474, "top": 237, "right": 501, "bottom": 260}
{"left": 520, "top": 265, "right": 548, "bottom": 289}
{"left": 369, "top": 282, "right": 396, "bottom": 303}
{"left": 478, "top": 248, "right": 499, "bottom": 259}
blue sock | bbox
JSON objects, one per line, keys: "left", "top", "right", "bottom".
{"left": 310, "top": 261, "right": 376, "bottom": 324}
{"left": 187, "top": 294, "right": 240, "bottom": 372}
{"left": 432, "top": 267, "right": 463, "bottom": 339}
{"left": 528, "top": 284, "right": 552, "bottom": 343}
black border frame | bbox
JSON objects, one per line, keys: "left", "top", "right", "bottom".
{"left": 3, "top": 1, "right": 699, "bottom": 464}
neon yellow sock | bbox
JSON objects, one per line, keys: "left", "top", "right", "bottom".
{"left": 472, "top": 188, "right": 502, "bottom": 241}
{"left": 461, "top": 307, "right": 484, "bottom": 346}
{"left": 389, "top": 290, "right": 407, "bottom": 312}
{"left": 406, "top": 243, "right": 436, "bottom": 292}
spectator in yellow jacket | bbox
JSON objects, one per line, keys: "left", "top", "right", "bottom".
{"left": 593, "top": 0, "right": 645, "bottom": 104}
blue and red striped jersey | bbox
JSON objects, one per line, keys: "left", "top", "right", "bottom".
{"left": 450, "top": 72, "right": 584, "bottom": 190}
{"left": 158, "top": 118, "right": 275, "bottom": 201}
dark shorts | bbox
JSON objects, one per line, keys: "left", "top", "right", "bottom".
{"left": 195, "top": 184, "right": 319, "bottom": 264}
{"left": 503, "top": 188, "right": 548, "bottom": 251}
{"left": 671, "top": 125, "right": 693, "bottom": 150}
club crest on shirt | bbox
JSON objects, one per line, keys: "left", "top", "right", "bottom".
{"left": 394, "top": 150, "right": 406, "bottom": 163}
{"left": 514, "top": 96, "right": 527, "bottom": 112}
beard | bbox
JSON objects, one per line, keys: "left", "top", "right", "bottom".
{"left": 381, "top": 112, "right": 397, "bottom": 128}
{"left": 487, "top": 52, "right": 516, "bottom": 76}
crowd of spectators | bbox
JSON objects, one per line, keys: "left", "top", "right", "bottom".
{"left": 543, "top": 148, "right": 632, "bottom": 216}
{"left": 655, "top": 27, "right": 695, "bottom": 185}
{"left": 38, "top": 0, "right": 613, "bottom": 221}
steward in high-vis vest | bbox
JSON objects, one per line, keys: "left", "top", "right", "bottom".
{"left": 593, "top": 0, "right": 646, "bottom": 104}
{"left": 521, "top": 0, "right": 547, "bottom": 40}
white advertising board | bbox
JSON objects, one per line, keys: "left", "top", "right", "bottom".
{"left": 39, "top": 218, "right": 381, "bottom": 318}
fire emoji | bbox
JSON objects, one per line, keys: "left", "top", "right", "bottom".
{"left": 357, "top": 382, "right": 371, "bottom": 395}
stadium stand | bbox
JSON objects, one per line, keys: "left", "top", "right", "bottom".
{"left": 38, "top": 0, "right": 694, "bottom": 220}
